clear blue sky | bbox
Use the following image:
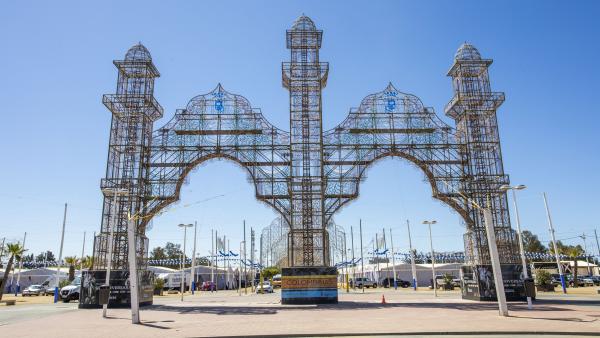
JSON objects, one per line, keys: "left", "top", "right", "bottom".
{"left": 1, "top": 1, "right": 599, "bottom": 261}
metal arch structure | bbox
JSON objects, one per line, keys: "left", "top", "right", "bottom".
{"left": 91, "top": 15, "right": 522, "bottom": 303}
{"left": 259, "top": 217, "right": 347, "bottom": 269}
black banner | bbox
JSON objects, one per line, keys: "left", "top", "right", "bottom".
{"left": 79, "top": 270, "right": 154, "bottom": 309}
{"left": 461, "top": 264, "right": 526, "bottom": 301}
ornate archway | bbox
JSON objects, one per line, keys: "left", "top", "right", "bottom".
{"left": 87, "top": 15, "right": 523, "bottom": 307}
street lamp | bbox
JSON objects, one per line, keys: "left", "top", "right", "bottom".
{"left": 579, "top": 234, "right": 592, "bottom": 276}
{"left": 100, "top": 187, "right": 128, "bottom": 318}
{"left": 178, "top": 223, "right": 194, "bottom": 302}
{"left": 422, "top": 220, "right": 437, "bottom": 297}
{"left": 500, "top": 184, "right": 532, "bottom": 310}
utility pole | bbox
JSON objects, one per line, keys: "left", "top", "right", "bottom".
{"left": 215, "top": 230, "right": 218, "bottom": 292}
{"left": 227, "top": 239, "right": 231, "bottom": 290}
{"left": 15, "top": 232, "right": 27, "bottom": 294}
{"left": 383, "top": 228, "right": 389, "bottom": 280}
{"left": 543, "top": 192, "right": 567, "bottom": 293}
{"left": 54, "top": 203, "right": 67, "bottom": 303}
{"left": 250, "top": 228, "right": 254, "bottom": 291}
{"left": 211, "top": 229, "right": 214, "bottom": 284}
{"left": 423, "top": 221, "right": 437, "bottom": 297}
{"left": 223, "top": 234, "right": 227, "bottom": 289}
{"left": 580, "top": 234, "right": 592, "bottom": 276}
{"left": 594, "top": 229, "right": 600, "bottom": 258}
{"left": 177, "top": 223, "right": 193, "bottom": 301}
{"left": 239, "top": 241, "right": 243, "bottom": 295}
{"left": 190, "top": 221, "right": 197, "bottom": 294}
{"left": 351, "top": 226, "right": 356, "bottom": 290}
{"left": 80, "top": 232, "right": 86, "bottom": 272}
{"left": 359, "top": 219, "right": 364, "bottom": 294}
{"left": 407, "top": 220, "right": 417, "bottom": 290}
{"left": 243, "top": 220, "right": 247, "bottom": 295}
{"left": 375, "top": 233, "right": 381, "bottom": 283}
{"left": 344, "top": 231, "right": 349, "bottom": 293}
{"left": 389, "top": 228, "right": 397, "bottom": 290}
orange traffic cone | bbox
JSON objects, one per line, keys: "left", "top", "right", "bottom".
{"left": 381, "top": 294, "right": 387, "bottom": 304}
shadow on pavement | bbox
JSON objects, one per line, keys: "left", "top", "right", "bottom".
{"left": 148, "top": 300, "right": 578, "bottom": 316}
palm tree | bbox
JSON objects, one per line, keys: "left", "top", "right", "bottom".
{"left": 0, "top": 243, "right": 25, "bottom": 301}
{"left": 80, "top": 256, "right": 94, "bottom": 270}
{"left": 564, "top": 246, "right": 584, "bottom": 288}
{"left": 64, "top": 256, "right": 79, "bottom": 282}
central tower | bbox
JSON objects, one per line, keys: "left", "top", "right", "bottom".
{"left": 282, "top": 16, "right": 330, "bottom": 267}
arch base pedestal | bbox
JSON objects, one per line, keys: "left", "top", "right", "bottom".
{"left": 281, "top": 267, "right": 338, "bottom": 304}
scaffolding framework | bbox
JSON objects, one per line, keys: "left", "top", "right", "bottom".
{"left": 93, "top": 16, "right": 519, "bottom": 271}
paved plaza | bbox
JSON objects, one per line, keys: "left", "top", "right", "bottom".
{"left": 1, "top": 288, "right": 599, "bottom": 337}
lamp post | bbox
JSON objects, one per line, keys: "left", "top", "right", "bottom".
{"left": 190, "top": 221, "right": 198, "bottom": 294}
{"left": 407, "top": 220, "right": 418, "bottom": 291}
{"left": 500, "top": 184, "right": 532, "bottom": 310}
{"left": 100, "top": 188, "right": 128, "bottom": 317}
{"left": 178, "top": 223, "right": 193, "bottom": 302}
{"left": 579, "top": 234, "right": 592, "bottom": 276}
{"left": 422, "top": 220, "right": 437, "bottom": 297}
{"left": 543, "top": 192, "right": 567, "bottom": 293}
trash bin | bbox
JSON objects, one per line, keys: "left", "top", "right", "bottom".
{"left": 98, "top": 285, "right": 110, "bottom": 305}
{"left": 524, "top": 278, "right": 536, "bottom": 298}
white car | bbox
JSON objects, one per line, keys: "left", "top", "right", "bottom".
{"left": 256, "top": 281, "right": 274, "bottom": 294}
{"left": 60, "top": 277, "right": 81, "bottom": 303}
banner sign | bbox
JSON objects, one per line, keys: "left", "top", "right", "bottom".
{"left": 79, "top": 269, "right": 154, "bottom": 309}
{"left": 461, "top": 264, "right": 526, "bottom": 301}
{"left": 281, "top": 267, "right": 338, "bottom": 304}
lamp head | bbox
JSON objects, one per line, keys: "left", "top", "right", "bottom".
{"left": 515, "top": 185, "right": 527, "bottom": 190}
{"left": 499, "top": 184, "right": 510, "bottom": 191}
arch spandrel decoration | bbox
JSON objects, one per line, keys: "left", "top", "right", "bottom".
{"left": 143, "top": 84, "right": 292, "bottom": 228}
{"left": 322, "top": 83, "right": 469, "bottom": 225}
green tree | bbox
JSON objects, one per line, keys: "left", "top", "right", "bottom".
{"left": 521, "top": 230, "right": 547, "bottom": 255}
{"left": 149, "top": 247, "right": 167, "bottom": 260}
{"left": 64, "top": 256, "right": 79, "bottom": 281}
{"left": 261, "top": 266, "right": 281, "bottom": 285}
{"left": 165, "top": 242, "right": 184, "bottom": 260}
{"left": 35, "top": 250, "right": 56, "bottom": 263}
{"left": 0, "top": 243, "right": 25, "bottom": 301}
{"left": 81, "top": 256, "right": 94, "bottom": 270}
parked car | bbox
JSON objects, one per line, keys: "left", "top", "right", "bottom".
{"left": 272, "top": 274, "right": 282, "bottom": 288}
{"left": 256, "top": 281, "right": 274, "bottom": 294}
{"left": 350, "top": 277, "right": 377, "bottom": 288}
{"left": 550, "top": 274, "right": 562, "bottom": 286}
{"left": 566, "top": 275, "right": 584, "bottom": 287}
{"left": 201, "top": 281, "right": 216, "bottom": 291}
{"left": 40, "top": 280, "right": 56, "bottom": 295}
{"left": 381, "top": 278, "right": 410, "bottom": 288}
{"left": 580, "top": 276, "right": 595, "bottom": 287}
{"left": 589, "top": 276, "right": 600, "bottom": 286}
{"left": 60, "top": 277, "right": 81, "bottom": 303}
{"left": 22, "top": 284, "right": 44, "bottom": 296}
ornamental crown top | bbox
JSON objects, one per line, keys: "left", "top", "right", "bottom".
{"left": 454, "top": 42, "right": 481, "bottom": 61}
{"left": 291, "top": 14, "right": 317, "bottom": 31}
{"left": 125, "top": 42, "right": 152, "bottom": 61}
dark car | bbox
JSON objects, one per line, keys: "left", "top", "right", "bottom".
{"left": 381, "top": 278, "right": 411, "bottom": 288}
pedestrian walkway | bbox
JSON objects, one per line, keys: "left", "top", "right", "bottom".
{"left": 0, "top": 289, "right": 598, "bottom": 337}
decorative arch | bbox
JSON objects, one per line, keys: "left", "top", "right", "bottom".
{"left": 322, "top": 83, "right": 469, "bottom": 226}
{"left": 142, "top": 84, "right": 292, "bottom": 228}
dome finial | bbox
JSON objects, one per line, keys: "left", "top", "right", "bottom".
{"left": 291, "top": 14, "right": 316, "bottom": 31}
{"left": 455, "top": 42, "right": 481, "bottom": 60}
{"left": 125, "top": 42, "right": 152, "bottom": 61}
